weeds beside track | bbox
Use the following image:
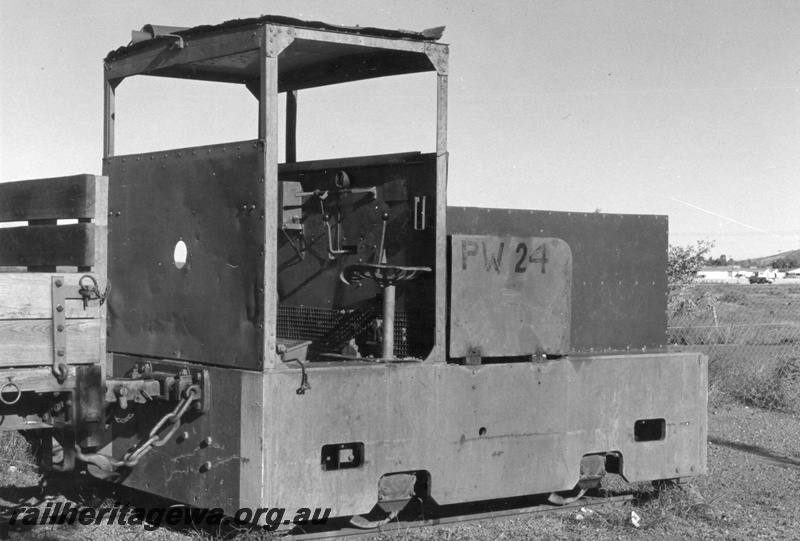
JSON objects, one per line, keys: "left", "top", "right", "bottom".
{"left": 669, "top": 283, "right": 800, "bottom": 413}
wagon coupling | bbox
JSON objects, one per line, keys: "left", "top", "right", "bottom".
{"left": 73, "top": 445, "right": 124, "bottom": 480}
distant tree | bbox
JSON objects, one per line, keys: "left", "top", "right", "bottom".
{"left": 668, "top": 240, "right": 716, "bottom": 316}
{"left": 706, "top": 254, "right": 728, "bottom": 266}
{"left": 772, "top": 258, "right": 798, "bottom": 269}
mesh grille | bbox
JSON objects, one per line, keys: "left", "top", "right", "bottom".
{"left": 277, "top": 305, "right": 432, "bottom": 359}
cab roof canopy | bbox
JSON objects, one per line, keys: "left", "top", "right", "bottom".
{"left": 104, "top": 15, "right": 447, "bottom": 92}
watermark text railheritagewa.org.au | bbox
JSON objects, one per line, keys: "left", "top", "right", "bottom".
{"left": 8, "top": 502, "right": 331, "bottom": 531}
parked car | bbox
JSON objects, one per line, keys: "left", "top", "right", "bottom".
{"left": 749, "top": 273, "right": 773, "bottom": 284}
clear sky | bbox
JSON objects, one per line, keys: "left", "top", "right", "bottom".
{"left": 2, "top": 0, "right": 799, "bottom": 260}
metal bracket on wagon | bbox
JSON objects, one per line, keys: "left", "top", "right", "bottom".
{"left": 106, "top": 362, "right": 210, "bottom": 414}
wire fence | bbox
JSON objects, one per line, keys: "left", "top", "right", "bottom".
{"left": 668, "top": 282, "right": 800, "bottom": 410}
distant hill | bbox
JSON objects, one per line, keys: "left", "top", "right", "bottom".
{"left": 733, "top": 249, "right": 800, "bottom": 269}
{"left": 756, "top": 249, "right": 800, "bottom": 266}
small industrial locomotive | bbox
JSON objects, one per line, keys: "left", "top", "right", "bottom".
{"left": 0, "top": 16, "right": 707, "bottom": 533}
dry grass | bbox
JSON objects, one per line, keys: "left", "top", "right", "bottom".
{"left": 708, "top": 353, "right": 800, "bottom": 412}
{"left": 670, "top": 283, "right": 800, "bottom": 414}
{"left": 0, "top": 431, "right": 37, "bottom": 487}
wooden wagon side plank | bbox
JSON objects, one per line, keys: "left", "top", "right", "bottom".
{"left": 0, "top": 273, "right": 102, "bottom": 320}
{"left": 0, "top": 174, "right": 100, "bottom": 223}
{"left": 0, "top": 223, "right": 95, "bottom": 267}
{"left": 0, "top": 319, "right": 103, "bottom": 367}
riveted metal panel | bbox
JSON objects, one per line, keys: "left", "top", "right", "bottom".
{"left": 447, "top": 207, "right": 668, "bottom": 353}
{"left": 110, "top": 356, "right": 245, "bottom": 509}
{"left": 106, "top": 141, "right": 265, "bottom": 369}
{"left": 449, "top": 235, "right": 571, "bottom": 358}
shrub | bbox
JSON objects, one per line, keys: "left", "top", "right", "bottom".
{"left": 668, "top": 240, "right": 716, "bottom": 317}
{"left": 709, "top": 354, "right": 800, "bottom": 412}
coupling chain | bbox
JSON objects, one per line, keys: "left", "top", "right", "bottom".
{"left": 122, "top": 384, "right": 201, "bottom": 467}
{"left": 72, "top": 384, "right": 202, "bottom": 476}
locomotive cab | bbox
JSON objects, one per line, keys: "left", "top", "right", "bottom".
{"left": 103, "top": 18, "right": 448, "bottom": 369}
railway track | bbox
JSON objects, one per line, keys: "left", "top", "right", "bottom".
{"left": 1, "top": 473, "right": 633, "bottom": 539}
{"left": 285, "top": 494, "right": 634, "bottom": 539}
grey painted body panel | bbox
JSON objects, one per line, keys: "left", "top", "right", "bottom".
{"left": 448, "top": 207, "right": 669, "bottom": 354}
{"left": 112, "top": 352, "right": 707, "bottom": 516}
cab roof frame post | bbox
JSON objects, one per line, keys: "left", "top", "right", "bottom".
{"left": 432, "top": 43, "right": 448, "bottom": 362}
{"left": 259, "top": 25, "right": 282, "bottom": 370}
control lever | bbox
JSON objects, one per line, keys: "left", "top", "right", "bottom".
{"left": 323, "top": 213, "right": 349, "bottom": 258}
{"left": 294, "top": 172, "right": 378, "bottom": 260}
{"left": 377, "top": 212, "right": 389, "bottom": 264}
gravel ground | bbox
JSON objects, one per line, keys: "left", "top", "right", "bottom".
{"left": 2, "top": 402, "right": 799, "bottom": 540}
{"left": 688, "top": 404, "right": 800, "bottom": 540}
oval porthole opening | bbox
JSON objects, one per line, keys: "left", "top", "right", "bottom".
{"left": 173, "top": 240, "right": 188, "bottom": 269}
